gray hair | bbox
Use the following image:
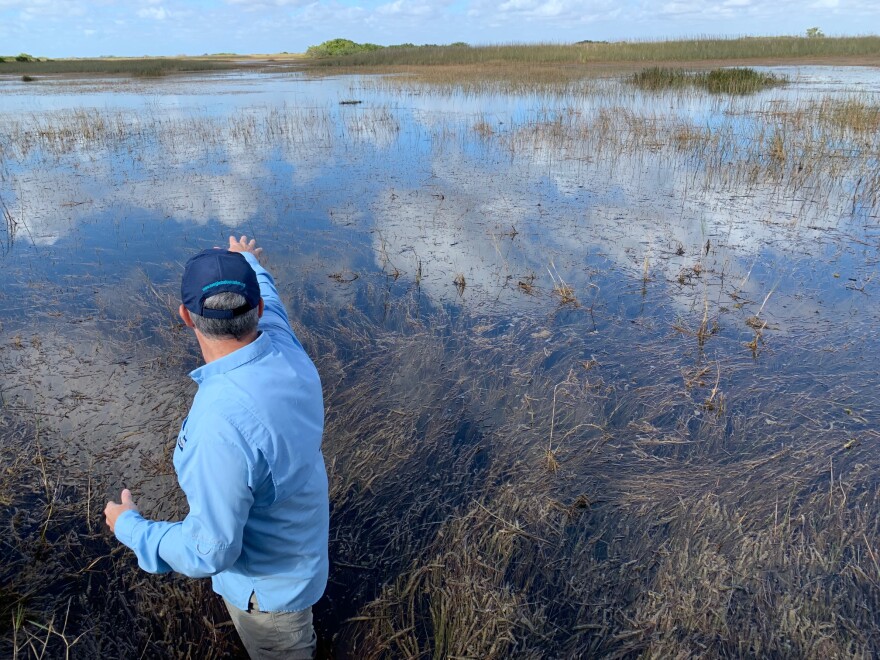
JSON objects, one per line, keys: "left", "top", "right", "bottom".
{"left": 190, "top": 292, "right": 259, "bottom": 340}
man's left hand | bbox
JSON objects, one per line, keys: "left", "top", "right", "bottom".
{"left": 104, "top": 488, "right": 139, "bottom": 533}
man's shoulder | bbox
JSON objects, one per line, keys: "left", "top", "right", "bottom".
{"left": 179, "top": 405, "right": 263, "bottom": 468}
{"left": 189, "top": 385, "right": 257, "bottom": 426}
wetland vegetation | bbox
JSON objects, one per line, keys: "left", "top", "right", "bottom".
{"left": 629, "top": 66, "right": 787, "bottom": 94}
{"left": 1, "top": 56, "right": 880, "bottom": 658}
{"left": 305, "top": 35, "right": 880, "bottom": 66}
{"left": 4, "top": 35, "right": 880, "bottom": 78}
{"left": 0, "top": 57, "right": 239, "bottom": 77}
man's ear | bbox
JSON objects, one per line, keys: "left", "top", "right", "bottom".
{"left": 258, "top": 298, "right": 265, "bottom": 318}
{"left": 179, "top": 304, "right": 195, "bottom": 328}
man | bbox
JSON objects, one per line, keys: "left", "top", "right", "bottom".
{"left": 104, "top": 235, "right": 329, "bottom": 659}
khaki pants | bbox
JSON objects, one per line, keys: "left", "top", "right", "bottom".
{"left": 224, "top": 593, "right": 316, "bottom": 660}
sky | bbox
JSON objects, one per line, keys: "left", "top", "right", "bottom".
{"left": 1, "top": 0, "right": 878, "bottom": 58}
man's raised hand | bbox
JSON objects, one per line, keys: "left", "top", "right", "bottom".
{"left": 228, "top": 235, "right": 263, "bottom": 262}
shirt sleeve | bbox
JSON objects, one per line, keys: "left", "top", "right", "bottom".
{"left": 114, "top": 422, "right": 255, "bottom": 578}
{"left": 241, "top": 251, "right": 303, "bottom": 350}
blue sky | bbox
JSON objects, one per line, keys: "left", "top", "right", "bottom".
{"left": 2, "top": 0, "right": 877, "bottom": 58}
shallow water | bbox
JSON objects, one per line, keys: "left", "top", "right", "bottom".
{"left": 1, "top": 66, "right": 880, "bottom": 653}
{"left": 2, "top": 70, "right": 877, "bottom": 339}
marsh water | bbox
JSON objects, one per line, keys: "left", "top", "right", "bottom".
{"left": 3, "top": 67, "right": 878, "bottom": 435}
{"left": 2, "top": 65, "right": 880, "bottom": 655}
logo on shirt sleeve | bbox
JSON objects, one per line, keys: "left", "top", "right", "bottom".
{"left": 176, "top": 416, "right": 189, "bottom": 451}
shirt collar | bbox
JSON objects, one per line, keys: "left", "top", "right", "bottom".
{"left": 189, "top": 331, "right": 271, "bottom": 384}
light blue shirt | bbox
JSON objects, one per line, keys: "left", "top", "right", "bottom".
{"left": 114, "top": 252, "right": 329, "bottom": 612}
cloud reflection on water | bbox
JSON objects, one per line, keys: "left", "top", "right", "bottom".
{"left": 1, "top": 70, "right": 875, "bottom": 339}
{"left": 372, "top": 118, "right": 864, "bottom": 331}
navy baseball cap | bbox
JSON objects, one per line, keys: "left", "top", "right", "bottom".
{"left": 181, "top": 249, "right": 260, "bottom": 319}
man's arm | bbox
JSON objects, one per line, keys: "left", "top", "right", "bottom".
{"left": 227, "top": 235, "right": 302, "bottom": 349}
{"left": 109, "top": 420, "right": 255, "bottom": 578}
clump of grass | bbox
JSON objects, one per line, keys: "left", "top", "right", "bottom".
{"left": 131, "top": 67, "right": 167, "bottom": 78}
{"left": 473, "top": 119, "right": 494, "bottom": 137}
{"left": 518, "top": 273, "right": 536, "bottom": 295}
{"left": 702, "top": 67, "right": 786, "bottom": 93}
{"left": 631, "top": 66, "right": 692, "bottom": 90}
{"left": 819, "top": 97, "right": 880, "bottom": 132}
{"left": 453, "top": 273, "right": 466, "bottom": 296}
{"left": 547, "top": 263, "right": 577, "bottom": 305}
{"left": 768, "top": 131, "right": 787, "bottom": 163}
{"left": 632, "top": 67, "right": 786, "bottom": 94}
{"left": 553, "top": 283, "right": 576, "bottom": 304}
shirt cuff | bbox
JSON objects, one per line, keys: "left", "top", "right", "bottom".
{"left": 242, "top": 251, "right": 267, "bottom": 276}
{"left": 114, "top": 509, "right": 147, "bottom": 547}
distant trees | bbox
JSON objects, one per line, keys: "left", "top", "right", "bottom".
{"left": 306, "top": 39, "right": 382, "bottom": 58}
{"left": 306, "top": 39, "right": 469, "bottom": 58}
{"left": 806, "top": 27, "right": 825, "bottom": 38}
{"left": 0, "top": 53, "right": 38, "bottom": 63}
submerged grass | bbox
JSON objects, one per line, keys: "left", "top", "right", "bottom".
{"left": 0, "top": 413, "right": 243, "bottom": 658}
{"left": 301, "top": 293, "right": 880, "bottom": 657}
{"left": 3, "top": 274, "right": 880, "bottom": 656}
{"left": 631, "top": 66, "right": 787, "bottom": 94}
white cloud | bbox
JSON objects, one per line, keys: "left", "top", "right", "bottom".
{"left": 467, "top": 0, "right": 625, "bottom": 26}
{"left": 376, "top": 0, "right": 435, "bottom": 17}
{"left": 18, "top": 0, "right": 88, "bottom": 19}
{"left": 649, "top": 0, "right": 872, "bottom": 20}
{"left": 658, "top": 1, "right": 704, "bottom": 16}
{"left": 296, "top": 2, "right": 368, "bottom": 23}
{"left": 224, "top": 0, "right": 312, "bottom": 8}
{"left": 137, "top": 6, "right": 168, "bottom": 20}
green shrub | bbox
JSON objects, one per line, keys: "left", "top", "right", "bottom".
{"left": 306, "top": 38, "right": 382, "bottom": 58}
